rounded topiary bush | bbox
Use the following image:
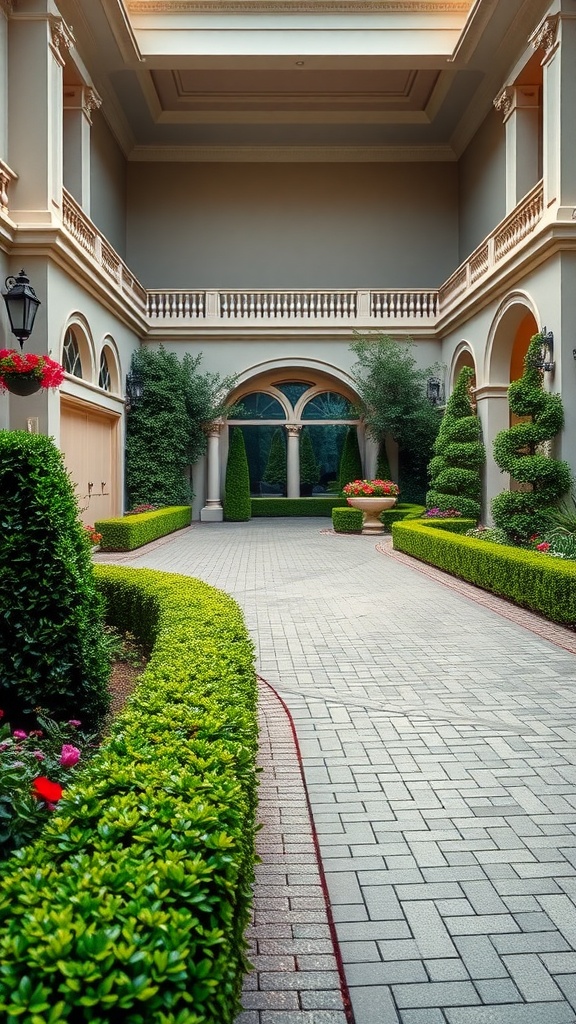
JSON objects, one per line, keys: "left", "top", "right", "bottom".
{"left": 426, "top": 366, "right": 485, "bottom": 521}
{"left": 0, "top": 432, "right": 110, "bottom": 727}
{"left": 224, "top": 427, "right": 251, "bottom": 521}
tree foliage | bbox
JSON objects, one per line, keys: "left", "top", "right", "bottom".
{"left": 126, "top": 347, "right": 237, "bottom": 507}
{"left": 426, "top": 366, "right": 485, "bottom": 520}
{"left": 262, "top": 428, "right": 287, "bottom": 488}
{"left": 492, "top": 333, "right": 571, "bottom": 542}
{"left": 350, "top": 335, "right": 442, "bottom": 502}
{"left": 338, "top": 426, "right": 363, "bottom": 491}
{"left": 300, "top": 427, "right": 320, "bottom": 487}
{"left": 224, "top": 428, "right": 252, "bottom": 521}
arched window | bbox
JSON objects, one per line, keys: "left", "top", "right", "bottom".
{"left": 274, "top": 382, "right": 312, "bottom": 406}
{"left": 234, "top": 392, "right": 286, "bottom": 420}
{"left": 302, "top": 391, "right": 355, "bottom": 420}
{"left": 62, "top": 328, "right": 83, "bottom": 378}
{"left": 98, "top": 350, "right": 111, "bottom": 391}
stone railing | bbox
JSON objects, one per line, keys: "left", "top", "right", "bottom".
{"left": 0, "top": 159, "right": 17, "bottom": 215}
{"left": 146, "top": 288, "right": 439, "bottom": 324}
{"left": 62, "top": 190, "right": 147, "bottom": 310}
{"left": 439, "top": 180, "right": 544, "bottom": 312}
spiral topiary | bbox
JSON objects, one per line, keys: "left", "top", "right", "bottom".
{"left": 426, "top": 366, "right": 485, "bottom": 520}
{"left": 491, "top": 332, "right": 571, "bottom": 543}
{"left": 224, "top": 427, "right": 252, "bottom": 521}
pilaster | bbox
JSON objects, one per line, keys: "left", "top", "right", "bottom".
{"left": 63, "top": 86, "right": 101, "bottom": 215}
{"left": 494, "top": 85, "right": 540, "bottom": 214}
{"left": 285, "top": 423, "right": 301, "bottom": 499}
{"left": 531, "top": 10, "right": 576, "bottom": 215}
{"left": 473, "top": 384, "right": 509, "bottom": 524}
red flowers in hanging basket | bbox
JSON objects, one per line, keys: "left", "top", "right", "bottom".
{"left": 0, "top": 349, "right": 65, "bottom": 393}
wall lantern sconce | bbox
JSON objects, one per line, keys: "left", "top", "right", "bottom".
{"left": 426, "top": 376, "right": 444, "bottom": 406}
{"left": 2, "top": 269, "right": 41, "bottom": 349}
{"left": 533, "top": 328, "right": 554, "bottom": 372}
{"left": 125, "top": 368, "right": 144, "bottom": 410}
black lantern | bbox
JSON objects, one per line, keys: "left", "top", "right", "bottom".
{"left": 533, "top": 328, "right": 554, "bottom": 372}
{"left": 125, "top": 369, "right": 144, "bottom": 410}
{"left": 426, "top": 376, "right": 443, "bottom": 406}
{"left": 2, "top": 270, "right": 41, "bottom": 349}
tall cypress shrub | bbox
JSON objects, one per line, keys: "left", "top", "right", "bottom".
{"left": 338, "top": 427, "right": 363, "bottom": 490}
{"left": 0, "top": 432, "right": 110, "bottom": 727}
{"left": 262, "top": 428, "right": 287, "bottom": 490}
{"left": 300, "top": 427, "right": 320, "bottom": 491}
{"left": 492, "top": 332, "right": 571, "bottom": 542}
{"left": 224, "top": 428, "right": 251, "bottom": 521}
{"left": 376, "top": 443, "right": 392, "bottom": 481}
{"left": 426, "top": 366, "right": 485, "bottom": 520}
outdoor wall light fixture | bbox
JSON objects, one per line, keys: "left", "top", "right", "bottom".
{"left": 125, "top": 368, "right": 144, "bottom": 410}
{"left": 2, "top": 269, "right": 41, "bottom": 349}
{"left": 426, "top": 376, "right": 443, "bottom": 406}
{"left": 534, "top": 328, "right": 554, "bottom": 372}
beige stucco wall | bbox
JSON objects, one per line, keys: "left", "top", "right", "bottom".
{"left": 90, "top": 114, "right": 127, "bottom": 258}
{"left": 0, "top": 11, "right": 7, "bottom": 160}
{"left": 126, "top": 162, "right": 459, "bottom": 289}
{"left": 458, "top": 108, "right": 506, "bottom": 261}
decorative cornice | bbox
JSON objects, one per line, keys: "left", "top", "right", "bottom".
{"left": 493, "top": 86, "right": 513, "bottom": 121}
{"left": 84, "top": 87, "right": 103, "bottom": 123}
{"left": 529, "top": 13, "right": 560, "bottom": 62}
{"left": 127, "top": 1, "right": 472, "bottom": 12}
{"left": 128, "top": 143, "right": 457, "bottom": 163}
{"left": 0, "top": 0, "right": 14, "bottom": 17}
{"left": 49, "top": 16, "right": 75, "bottom": 68}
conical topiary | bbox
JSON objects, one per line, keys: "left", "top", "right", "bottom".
{"left": 376, "top": 443, "right": 391, "bottom": 481}
{"left": 224, "top": 427, "right": 252, "bottom": 521}
{"left": 338, "top": 426, "right": 363, "bottom": 491}
{"left": 426, "top": 366, "right": 485, "bottom": 520}
{"left": 262, "top": 428, "right": 287, "bottom": 489}
{"left": 492, "top": 333, "right": 571, "bottom": 543}
{"left": 300, "top": 427, "right": 320, "bottom": 488}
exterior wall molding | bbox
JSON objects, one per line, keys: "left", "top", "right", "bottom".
{"left": 84, "top": 87, "right": 103, "bottom": 123}
{"left": 529, "top": 13, "right": 560, "bottom": 63}
{"left": 127, "top": 1, "right": 471, "bottom": 12}
{"left": 128, "top": 143, "right": 457, "bottom": 163}
{"left": 493, "top": 86, "right": 514, "bottom": 122}
{"left": 49, "top": 15, "right": 75, "bottom": 68}
{"left": 0, "top": 1, "right": 14, "bottom": 16}
{"left": 0, "top": 159, "right": 17, "bottom": 214}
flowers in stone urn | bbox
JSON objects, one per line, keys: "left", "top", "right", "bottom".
{"left": 342, "top": 478, "right": 400, "bottom": 497}
{"left": 0, "top": 349, "right": 65, "bottom": 395}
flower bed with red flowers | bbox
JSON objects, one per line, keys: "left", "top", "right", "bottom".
{"left": 0, "top": 349, "right": 64, "bottom": 391}
{"left": 342, "top": 477, "right": 400, "bottom": 497}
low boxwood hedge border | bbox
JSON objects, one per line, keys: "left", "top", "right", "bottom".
{"left": 392, "top": 518, "right": 576, "bottom": 626}
{"left": 95, "top": 506, "right": 192, "bottom": 551}
{"left": 332, "top": 503, "right": 425, "bottom": 534}
{"left": 0, "top": 565, "right": 258, "bottom": 1024}
{"left": 251, "top": 496, "right": 344, "bottom": 517}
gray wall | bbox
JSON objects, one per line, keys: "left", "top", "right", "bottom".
{"left": 126, "top": 162, "right": 458, "bottom": 289}
{"left": 90, "top": 114, "right": 127, "bottom": 258}
{"left": 458, "top": 108, "right": 506, "bottom": 261}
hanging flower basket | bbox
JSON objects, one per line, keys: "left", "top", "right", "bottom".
{"left": 0, "top": 350, "right": 64, "bottom": 396}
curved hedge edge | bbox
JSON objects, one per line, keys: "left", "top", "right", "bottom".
{"left": 392, "top": 518, "right": 576, "bottom": 626}
{"left": 95, "top": 505, "right": 192, "bottom": 551}
{"left": 0, "top": 565, "right": 258, "bottom": 1024}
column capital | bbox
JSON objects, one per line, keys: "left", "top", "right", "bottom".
{"left": 64, "top": 85, "right": 103, "bottom": 124}
{"left": 530, "top": 13, "right": 560, "bottom": 63}
{"left": 0, "top": 1, "right": 14, "bottom": 17}
{"left": 49, "top": 15, "right": 74, "bottom": 68}
{"left": 494, "top": 86, "right": 514, "bottom": 121}
{"left": 205, "top": 419, "right": 224, "bottom": 438}
{"left": 494, "top": 84, "right": 540, "bottom": 122}
{"left": 285, "top": 423, "right": 302, "bottom": 438}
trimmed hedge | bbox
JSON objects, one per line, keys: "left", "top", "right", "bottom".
{"left": 95, "top": 505, "right": 192, "bottom": 551}
{"left": 0, "top": 565, "right": 258, "bottom": 1024}
{"left": 251, "top": 497, "right": 345, "bottom": 517}
{"left": 332, "top": 503, "right": 425, "bottom": 534}
{"left": 381, "top": 504, "right": 425, "bottom": 531}
{"left": 392, "top": 518, "right": 576, "bottom": 625}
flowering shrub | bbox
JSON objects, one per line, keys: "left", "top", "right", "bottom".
{"left": 465, "top": 525, "right": 510, "bottom": 545}
{"left": 0, "top": 349, "right": 64, "bottom": 391}
{"left": 0, "top": 711, "right": 93, "bottom": 858}
{"left": 84, "top": 524, "right": 103, "bottom": 545}
{"left": 125, "top": 502, "right": 163, "bottom": 516}
{"left": 529, "top": 532, "right": 576, "bottom": 560}
{"left": 343, "top": 478, "right": 400, "bottom": 497}
{"left": 425, "top": 507, "right": 462, "bottom": 518}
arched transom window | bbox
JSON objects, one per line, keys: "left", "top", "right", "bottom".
{"left": 62, "top": 328, "right": 83, "bottom": 378}
{"left": 98, "top": 350, "right": 111, "bottom": 391}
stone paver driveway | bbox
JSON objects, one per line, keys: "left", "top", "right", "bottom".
{"left": 99, "top": 519, "right": 576, "bottom": 1024}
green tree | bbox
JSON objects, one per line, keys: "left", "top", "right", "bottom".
{"left": 338, "top": 426, "right": 363, "bottom": 491}
{"left": 492, "top": 332, "right": 571, "bottom": 542}
{"left": 350, "top": 334, "right": 442, "bottom": 502}
{"left": 126, "top": 347, "right": 237, "bottom": 507}
{"left": 376, "top": 443, "right": 392, "bottom": 481}
{"left": 224, "top": 428, "right": 251, "bottom": 521}
{"left": 0, "top": 432, "right": 110, "bottom": 727}
{"left": 300, "top": 427, "right": 320, "bottom": 490}
{"left": 262, "top": 428, "right": 287, "bottom": 489}
{"left": 426, "top": 366, "right": 485, "bottom": 519}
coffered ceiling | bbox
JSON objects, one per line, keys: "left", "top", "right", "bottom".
{"left": 56, "top": 0, "right": 550, "bottom": 161}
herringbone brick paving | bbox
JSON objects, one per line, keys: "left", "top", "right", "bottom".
{"left": 97, "top": 520, "right": 576, "bottom": 1023}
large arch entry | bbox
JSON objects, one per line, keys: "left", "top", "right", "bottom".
{"left": 226, "top": 367, "right": 363, "bottom": 498}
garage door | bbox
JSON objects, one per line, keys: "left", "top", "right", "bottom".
{"left": 60, "top": 399, "right": 121, "bottom": 525}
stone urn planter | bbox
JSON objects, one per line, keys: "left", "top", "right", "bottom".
{"left": 346, "top": 495, "right": 397, "bottom": 534}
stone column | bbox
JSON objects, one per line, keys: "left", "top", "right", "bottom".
{"left": 363, "top": 431, "right": 379, "bottom": 479}
{"left": 494, "top": 85, "right": 540, "bottom": 213}
{"left": 474, "top": 384, "right": 510, "bottom": 524}
{"left": 63, "top": 86, "right": 101, "bottom": 215}
{"left": 531, "top": 9, "right": 576, "bottom": 214}
{"left": 286, "top": 424, "right": 301, "bottom": 499}
{"left": 8, "top": 4, "right": 72, "bottom": 223}
{"left": 201, "top": 421, "right": 224, "bottom": 522}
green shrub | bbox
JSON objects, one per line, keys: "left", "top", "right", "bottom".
{"left": 392, "top": 518, "right": 576, "bottom": 625}
{"left": 376, "top": 443, "right": 392, "bottom": 481}
{"left": 492, "top": 333, "right": 571, "bottom": 542}
{"left": 380, "top": 503, "right": 425, "bottom": 531}
{"left": 332, "top": 507, "right": 363, "bottom": 532}
{"left": 251, "top": 497, "right": 345, "bottom": 517}
{"left": 0, "top": 432, "right": 110, "bottom": 728}
{"left": 0, "top": 565, "right": 258, "bottom": 1024}
{"left": 262, "top": 428, "right": 287, "bottom": 489}
{"left": 95, "top": 506, "right": 192, "bottom": 551}
{"left": 426, "top": 366, "right": 484, "bottom": 520}
{"left": 300, "top": 427, "right": 320, "bottom": 489}
{"left": 224, "top": 428, "right": 251, "bottom": 521}
{"left": 338, "top": 427, "right": 363, "bottom": 491}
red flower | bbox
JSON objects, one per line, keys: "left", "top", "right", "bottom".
{"left": 536, "top": 541, "right": 551, "bottom": 552}
{"left": 32, "top": 777, "right": 63, "bottom": 803}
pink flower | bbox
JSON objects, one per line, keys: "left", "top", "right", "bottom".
{"left": 67, "top": 720, "right": 81, "bottom": 728}
{"left": 13, "top": 729, "right": 27, "bottom": 740}
{"left": 33, "top": 750, "right": 45, "bottom": 760}
{"left": 59, "top": 744, "right": 81, "bottom": 767}
{"left": 536, "top": 541, "right": 551, "bottom": 552}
